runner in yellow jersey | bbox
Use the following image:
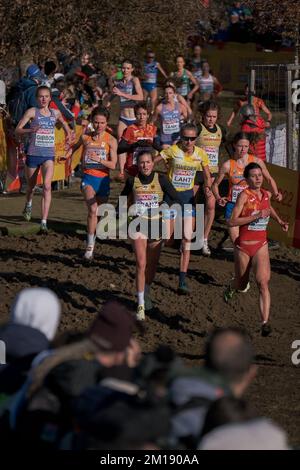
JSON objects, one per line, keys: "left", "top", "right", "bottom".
{"left": 195, "top": 101, "right": 226, "bottom": 256}
{"left": 155, "top": 123, "right": 212, "bottom": 294}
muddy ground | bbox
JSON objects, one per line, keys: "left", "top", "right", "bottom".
{"left": 0, "top": 179, "right": 300, "bottom": 446}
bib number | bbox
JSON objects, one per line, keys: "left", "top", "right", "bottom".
{"left": 163, "top": 120, "right": 180, "bottom": 135}
{"left": 172, "top": 169, "right": 194, "bottom": 190}
{"left": 232, "top": 185, "right": 245, "bottom": 202}
{"left": 249, "top": 215, "right": 270, "bottom": 231}
{"left": 205, "top": 146, "right": 219, "bottom": 168}
{"left": 85, "top": 148, "right": 107, "bottom": 168}
{"left": 35, "top": 129, "right": 55, "bottom": 147}
{"left": 135, "top": 194, "right": 159, "bottom": 215}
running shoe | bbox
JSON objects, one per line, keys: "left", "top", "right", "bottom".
{"left": 177, "top": 282, "right": 189, "bottom": 295}
{"left": 144, "top": 293, "right": 153, "bottom": 311}
{"left": 84, "top": 244, "right": 94, "bottom": 260}
{"left": 136, "top": 305, "right": 146, "bottom": 321}
{"left": 39, "top": 222, "right": 48, "bottom": 234}
{"left": 224, "top": 285, "right": 236, "bottom": 302}
{"left": 22, "top": 205, "right": 32, "bottom": 222}
{"left": 261, "top": 322, "right": 272, "bottom": 337}
{"left": 237, "top": 282, "right": 250, "bottom": 293}
{"left": 201, "top": 240, "right": 211, "bottom": 256}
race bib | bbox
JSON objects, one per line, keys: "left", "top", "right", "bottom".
{"left": 35, "top": 129, "right": 55, "bottom": 147}
{"left": 205, "top": 146, "right": 219, "bottom": 168}
{"left": 145, "top": 73, "right": 156, "bottom": 84}
{"left": 162, "top": 119, "right": 180, "bottom": 135}
{"left": 135, "top": 193, "right": 159, "bottom": 215}
{"left": 248, "top": 214, "right": 270, "bottom": 231}
{"left": 231, "top": 185, "right": 246, "bottom": 202}
{"left": 172, "top": 169, "right": 195, "bottom": 190}
{"left": 85, "top": 147, "right": 107, "bottom": 168}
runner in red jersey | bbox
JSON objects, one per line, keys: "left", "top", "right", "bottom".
{"left": 225, "top": 162, "right": 288, "bottom": 337}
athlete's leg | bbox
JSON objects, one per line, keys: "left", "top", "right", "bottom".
{"left": 25, "top": 165, "right": 39, "bottom": 205}
{"left": 133, "top": 237, "right": 148, "bottom": 294}
{"left": 178, "top": 215, "right": 195, "bottom": 293}
{"left": 145, "top": 239, "right": 163, "bottom": 286}
{"left": 143, "top": 88, "right": 149, "bottom": 102}
{"left": 149, "top": 88, "right": 158, "bottom": 113}
{"left": 84, "top": 185, "right": 98, "bottom": 237}
{"left": 252, "top": 243, "right": 271, "bottom": 323}
{"left": 228, "top": 226, "right": 239, "bottom": 244}
{"left": 41, "top": 160, "right": 54, "bottom": 221}
{"left": 117, "top": 120, "right": 128, "bottom": 176}
{"left": 233, "top": 246, "right": 251, "bottom": 291}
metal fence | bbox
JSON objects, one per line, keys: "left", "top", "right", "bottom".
{"left": 249, "top": 63, "right": 300, "bottom": 170}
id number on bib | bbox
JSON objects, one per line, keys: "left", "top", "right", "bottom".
{"left": 163, "top": 120, "right": 180, "bottom": 135}
{"left": 35, "top": 129, "right": 55, "bottom": 147}
{"left": 172, "top": 169, "right": 194, "bottom": 189}
{"left": 232, "top": 185, "right": 246, "bottom": 202}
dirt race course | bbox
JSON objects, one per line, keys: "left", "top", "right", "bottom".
{"left": 0, "top": 180, "right": 300, "bottom": 446}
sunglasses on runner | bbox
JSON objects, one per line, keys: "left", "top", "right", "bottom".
{"left": 147, "top": 55, "right": 155, "bottom": 59}
{"left": 182, "top": 136, "right": 197, "bottom": 141}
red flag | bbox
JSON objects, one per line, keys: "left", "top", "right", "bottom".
{"left": 200, "top": 0, "right": 209, "bottom": 7}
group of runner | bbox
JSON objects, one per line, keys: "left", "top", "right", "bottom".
{"left": 14, "top": 52, "right": 288, "bottom": 334}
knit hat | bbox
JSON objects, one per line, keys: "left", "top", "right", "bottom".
{"left": 88, "top": 301, "right": 135, "bottom": 352}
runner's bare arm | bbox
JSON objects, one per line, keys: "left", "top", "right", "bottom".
{"left": 257, "top": 159, "right": 282, "bottom": 201}
{"left": 212, "top": 161, "right": 230, "bottom": 204}
{"left": 100, "top": 136, "right": 118, "bottom": 170}
{"left": 70, "top": 136, "right": 84, "bottom": 156}
{"left": 187, "top": 71, "right": 199, "bottom": 100}
{"left": 55, "top": 110, "right": 72, "bottom": 141}
{"left": 151, "top": 103, "right": 161, "bottom": 125}
{"left": 177, "top": 95, "right": 193, "bottom": 119}
{"left": 202, "top": 164, "right": 213, "bottom": 195}
{"left": 213, "top": 76, "right": 223, "bottom": 96}
{"left": 180, "top": 103, "right": 188, "bottom": 121}
{"left": 113, "top": 77, "right": 143, "bottom": 102}
{"left": 157, "top": 62, "right": 168, "bottom": 79}
{"left": 270, "top": 205, "right": 289, "bottom": 231}
{"left": 15, "top": 108, "right": 36, "bottom": 134}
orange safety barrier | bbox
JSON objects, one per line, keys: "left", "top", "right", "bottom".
{"left": 0, "top": 119, "right": 84, "bottom": 192}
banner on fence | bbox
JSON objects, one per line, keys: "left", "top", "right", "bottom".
{"left": 266, "top": 162, "right": 300, "bottom": 248}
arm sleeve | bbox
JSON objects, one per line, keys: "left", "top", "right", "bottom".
{"left": 117, "top": 138, "right": 136, "bottom": 154}
{"left": 152, "top": 135, "right": 162, "bottom": 152}
{"left": 159, "top": 174, "right": 182, "bottom": 204}
{"left": 220, "top": 124, "right": 227, "bottom": 143}
{"left": 120, "top": 176, "right": 134, "bottom": 196}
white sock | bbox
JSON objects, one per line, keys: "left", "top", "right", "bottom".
{"left": 137, "top": 291, "right": 144, "bottom": 306}
{"left": 87, "top": 233, "right": 95, "bottom": 246}
{"left": 41, "top": 219, "right": 47, "bottom": 225}
{"left": 26, "top": 201, "right": 32, "bottom": 208}
{"left": 145, "top": 284, "right": 151, "bottom": 296}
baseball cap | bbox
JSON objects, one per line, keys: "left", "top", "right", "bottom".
{"left": 88, "top": 301, "right": 136, "bottom": 352}
{"left": 53, "top": 73, "right": 65, "bottom": 82}
{"left": 26, "top": 64, "right": 42, "bottom": 79}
